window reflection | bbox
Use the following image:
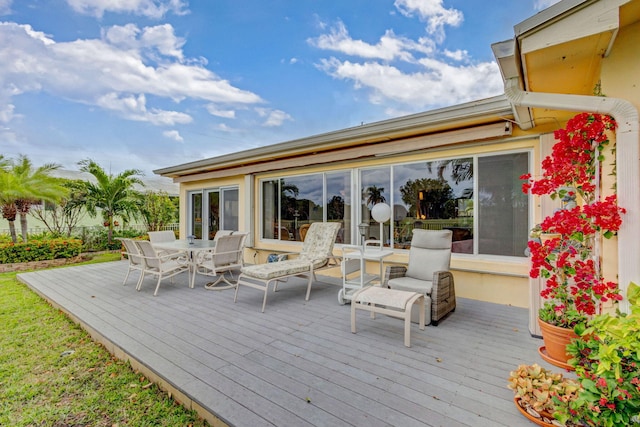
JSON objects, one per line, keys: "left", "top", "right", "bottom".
{"left": 478, "top": 153, "right": 529, "bottom": 256}
{"left": 260, "top": 152, "right": 529, "bottom": 257}
{"left": 261, "top": 172, "right": 350, "bottom": 244}
{"left": 360, "top": 168, "right": 391, "bottom": 245}
{"left": 327, "top": 172, "right": 351, "bottom": 244}
{"left": 392, "top": 159, "right": 473, "bottom": 252}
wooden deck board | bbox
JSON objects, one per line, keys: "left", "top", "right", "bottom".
{"left": 18, "top": 260, "right": 550, "bottom": 427}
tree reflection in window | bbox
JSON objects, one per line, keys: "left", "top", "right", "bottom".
{"left": 392, "top": 158, "right": 473, "bottom": 252}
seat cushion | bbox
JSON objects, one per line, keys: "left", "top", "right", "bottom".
{"left": 388, "top": 276, "right": 433, "bottom": 295}
{"left": 241, "top": 259, "right": 315, "bottom": 280}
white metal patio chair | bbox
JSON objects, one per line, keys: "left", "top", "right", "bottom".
{"left": 148, "top": 230, "right": 182, "bottom": 259}
{"left": 196, "top": 232, "right": 248, "bottom": 290}
{"left": 234, "top": 222, "right": 341, "bottom": 312}
{"left": 118, "top": 238, "right": 144, "bottom": 286}
{"left": 135, "top": 240, "right": 189, "bottom": 296}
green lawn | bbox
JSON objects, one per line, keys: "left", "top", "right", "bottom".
{"left": 0, "top": 254, "right": 209, "bottom": 427}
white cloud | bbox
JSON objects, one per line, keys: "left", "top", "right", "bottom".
{"left": 216, "top": 123, "right": 236, "bottom": 132}
{"left": 0, "top": 102, "right": 15, "bottom": 123}
{"left": 206, "top": 105, "right": 236, "bottom": 118}
{"left": 256, "top": 108, "right": 293, "bottom": 127}
{"left": 308, "top": 20, "right": 433, "bottom": 61}
{"left": 317, "top": 57, "right": 502, "bottom": 108}
{"left": 0, "top": 0, "right": 12, "bottom": 15}
{"left": 0, "top": 22, "right": 263, "bottom": 126}
{"left": 443, "top": 49, "right": 469, "bottom": 61}
{"left": 163, "top": 129, "right": 183, "bottom": 142}
{"left": 95, "top": 92, "right": 192, "bottom": 125}
{"left": 310, "top": 1, "right": 507, "bottom": 113}
{"left": 103, "top": 23, "right": 185, "bottom": 60}
{"left": 394, "top": 0, "right": 463, "bottom": 43}
{"left": 66, "top": 0, "right": 188, "bottom": 19}
{"left": 534, "top": 0, "right": 562, "bottom": 11}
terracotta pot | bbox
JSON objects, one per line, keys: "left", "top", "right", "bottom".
{"left": 538, "top": 318, "right": 578, "bottom": 369}
{"left": 514, "top": 397, "right": 556, "bottom": 427}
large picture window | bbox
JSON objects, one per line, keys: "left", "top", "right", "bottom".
{"left": 260, "top": 151, "right": 529, "bottom": 257}
{"left": 358, "top": 152, "right": 529, "bottom": 256}
{"left": 260, "top": 172, "right": 351, "bottom": 243}
{"left": 477, "top": 153, "right": 529, "bottom": 257}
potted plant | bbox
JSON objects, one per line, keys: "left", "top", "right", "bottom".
{"left": 521, "top": 113, "right": 626, "bottom": 367}
{"left": 508, "top": 363, "right": 581, "bottom": 426}
{"left": 554, "top": 282, "right": 640, "bottom": 427}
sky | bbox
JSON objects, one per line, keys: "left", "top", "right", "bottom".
{"left": 0, "top": 0, "right": 561, "bottom": 179}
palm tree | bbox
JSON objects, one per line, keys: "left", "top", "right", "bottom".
{"left": 11, "top": 155, "right": 67, "bottom": 242}
{"left": 364, "top": 185, "right": 386, "bottom": 207}
{"left": 0, "top": 155, "right": 67, "bottom": 243}
{"left": 0, "top": 156, "right": 19, "bottom": 242}
{"left": 78, "top": 159, "right": 144, "bottom": 243}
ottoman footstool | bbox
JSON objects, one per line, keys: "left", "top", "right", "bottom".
{"left": 350, "top": 286, "right": 425, "bottom": 347}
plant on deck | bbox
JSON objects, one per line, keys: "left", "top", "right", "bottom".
{"left": 556, "top": 282, "right": 640, "bottom": 427}
{"left": 521, "top": 113, "right": 625, "bottom": 329}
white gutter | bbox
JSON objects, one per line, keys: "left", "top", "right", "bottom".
{"left": 505, "top": 77, "right": 640, "bottom": 312}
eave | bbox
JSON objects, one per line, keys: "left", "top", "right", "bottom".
{"left": 493, "top": 0, "right": 631, "bottom": 129}
{"left": 154, "top": 96, "right": 513, "bottom": 181}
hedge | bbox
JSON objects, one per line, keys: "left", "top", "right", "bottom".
{"left": 0, "top": 239, "right": 83, "bottom": 264}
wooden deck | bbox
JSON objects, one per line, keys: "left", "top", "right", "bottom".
{"left": 18, "top": 261, "right": 547, "bottom": 427}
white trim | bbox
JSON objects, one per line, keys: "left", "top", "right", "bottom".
{"left": 505, "top": 77, "right": 640, "bottom": 312}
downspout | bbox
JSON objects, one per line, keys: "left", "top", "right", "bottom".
{"left": 505, "top": 77, "right": 640, "bottom": 312}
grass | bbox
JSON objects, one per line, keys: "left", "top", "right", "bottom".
{"left": 0, "top": 253, "right": 209, "bottom": 427}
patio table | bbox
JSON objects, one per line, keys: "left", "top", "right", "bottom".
{"left": 152, "top": 239, "right": 216, "bottom": 289}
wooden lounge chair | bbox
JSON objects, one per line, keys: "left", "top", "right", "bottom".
{"left": 234, "top": 222, "right": 340, "bottom": 312}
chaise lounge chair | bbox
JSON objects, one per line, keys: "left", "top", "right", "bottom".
{"left": 234, "top": 222, "right": 341, "bottom": 312}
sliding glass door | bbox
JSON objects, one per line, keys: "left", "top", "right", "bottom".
{"left": 188, "top": 187, "right": 239, "bottom": 240}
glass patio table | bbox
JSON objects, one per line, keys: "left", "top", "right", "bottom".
{"left": 152, "top": 239, "right": 216, "bottom": 289}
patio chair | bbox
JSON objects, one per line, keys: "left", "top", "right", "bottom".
{"left": 213, "top": 229, "right": 234, "bottom": 241}
{"left": 196, "top": 232, "right": 248, "bottom": 290}
{"left": 383, "top": 229, "right": 456, "bottom": 326}
{"left": 135, "top": 240, "right": 189, "bottom": 296}
{"left": 118, "top": 238, "right": 144, "bottom": 286}
{"left": 148, "top": 230, "right": 182, "bottom": 259}
{"left": 234, "top": 222, "right": 341, "bottom": 312}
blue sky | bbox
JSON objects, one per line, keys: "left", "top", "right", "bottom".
{"left": 0, "top": 0, "right": 560, "bottom": 178}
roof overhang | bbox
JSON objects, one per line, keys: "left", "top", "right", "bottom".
{"left": 492, "top": 0, "right": 632, "bottom": 129}
{"left": 155, "top": 95, "right": 513, "bottom": 180}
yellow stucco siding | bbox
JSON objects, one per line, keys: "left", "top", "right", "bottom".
{"left": 602, "top": 18, "right": 640, "bottom": 113}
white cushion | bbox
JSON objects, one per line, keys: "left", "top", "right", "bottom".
{"left": 388, "top": 276, "right": 433, "bottom": 294}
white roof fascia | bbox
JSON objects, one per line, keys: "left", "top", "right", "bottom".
{"left": 155, "top": 95, "right": 512, "bottom": 178}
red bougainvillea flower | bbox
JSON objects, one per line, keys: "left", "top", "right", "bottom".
{"left": 522, "top": 113, "right": 624, "bottom": 327}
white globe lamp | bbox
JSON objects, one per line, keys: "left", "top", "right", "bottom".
{"left": 371, "top": 202, "right": 391, "bottom": 249}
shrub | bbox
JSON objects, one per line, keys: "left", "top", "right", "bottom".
{"left": 557, "top": 282, "right": 640, "bottom": 427}
{"left": 0, "top": 239, "right": 82, "bottom": 264}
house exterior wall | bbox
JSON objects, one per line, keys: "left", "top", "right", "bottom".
{"left": 162, "top": 0, "right": 640, "bottom": 312}
{"left": 175, "top": 133, "right": 546, "bottom": 308}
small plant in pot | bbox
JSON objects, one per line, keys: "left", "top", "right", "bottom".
{"left": 522, "top": 113, "right": 626, "bottom": 367}
{"left": 508, "top": 363, "right": 581, "bottom": 427}
{"left": 554, "top": 282, "right": 640, "bottom": 427}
